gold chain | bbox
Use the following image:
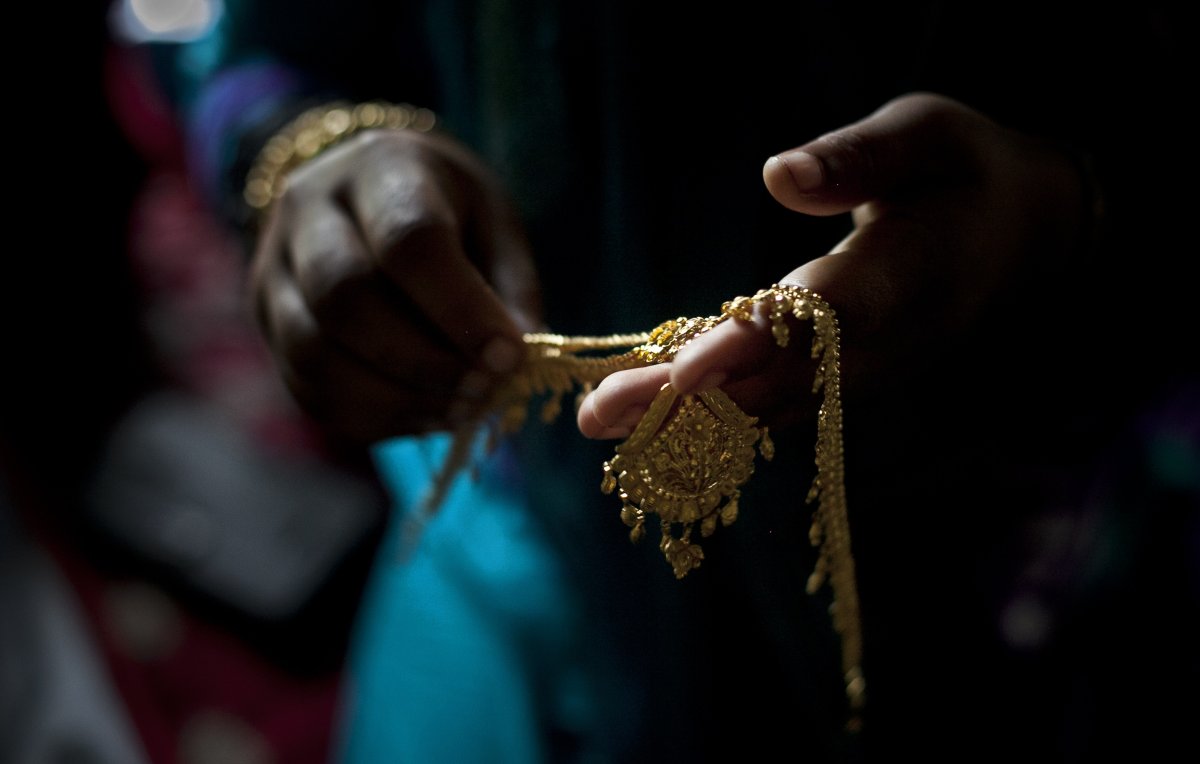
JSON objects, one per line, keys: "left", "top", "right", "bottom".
{"left": 244, "top": 103, "right": 864, "bottom": 724}
{"left": 413, "top": 284, "right": 864, "bottom": 724}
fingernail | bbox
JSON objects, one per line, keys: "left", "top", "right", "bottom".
{"left": 772, "top": 152, "right": 823, "bottom": 192}
{"left": 456, "top": 370, "right": 490, "bottom": 400}
{"left": 482, "top": 337, "right": 521, "bottom": 373}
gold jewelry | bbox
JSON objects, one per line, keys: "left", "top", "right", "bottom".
{"left": 246, "top": 101, "right": 866, "bottom": 720}
{"left": 243, "top": 100, "right": 436, "bottom": 221}
{"left": 416, "top": 284, "right": 864, "bottom": 724}
{"left": 602, "top": 383, "right": 772, "bottom": 579}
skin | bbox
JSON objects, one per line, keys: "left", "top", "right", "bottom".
{"left": 249, "top": 92, "right": 1085, "bottom": 446}
{"left": 250, "top": 127, "right": 541, "bottom": 444}
{"left": 576, "top": 92, "right": 1086, "bottom": 439}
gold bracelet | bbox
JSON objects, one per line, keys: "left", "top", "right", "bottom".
{"left": 243, "top": 100, "right": 437, "bottom": 221}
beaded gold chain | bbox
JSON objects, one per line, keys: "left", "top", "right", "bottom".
{"left": 418, "top": 284, "right": 865, "bottom": 722}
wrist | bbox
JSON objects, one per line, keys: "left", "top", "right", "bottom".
{"left": 243, "top": 100, "right": 437, "bottom": 231}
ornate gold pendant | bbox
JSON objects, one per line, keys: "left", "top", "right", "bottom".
{"left": 601, "top": 384, "right": 774, "bottom": 578}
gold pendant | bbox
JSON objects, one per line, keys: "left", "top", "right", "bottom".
{"left": 601, "top": 384, "right": 773, "bottom": 578}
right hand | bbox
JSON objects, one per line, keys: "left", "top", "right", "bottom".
{"left": 576, "top": 93, "right": 1088, "bottom": 439}
{"left": 249, "top": 127, "right": 541, "bottom": 444}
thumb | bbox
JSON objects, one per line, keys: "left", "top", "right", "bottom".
{"left": 763, "top": 92, "right": 984, "bottom": 216}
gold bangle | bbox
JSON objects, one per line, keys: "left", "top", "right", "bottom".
{"left": 242, "top": 100, "right": 437, "bottom": 221}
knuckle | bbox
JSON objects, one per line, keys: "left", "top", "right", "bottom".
{"left": 819, "top": 128, "right": 878, "bottom": 184}
{"left": 352, "top": 127, "right": 429, "bottom": 167}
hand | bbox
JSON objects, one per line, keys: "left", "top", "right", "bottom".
{"left": 577, "top": 92, "right": 1087, "bottom": 438}
{"left": 250, "top": 127, "right": 541, "bottom": 444}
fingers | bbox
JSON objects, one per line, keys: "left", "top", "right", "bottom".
{"left": 285, "top": 195, "right": 468, "bottom": 392}
{"left": 576, "top": 365, "right": 669, "bottom": 439}
{"left": 256, "top": 248, "right": 457, "bottom": 442}
{"left": 578, "top": 295, "right": 828, "bottom": 440}
{"left": 345, "top": 131, "right": 526, "bottom": 369}
{"left": 661, "top": 234, "right": 926, "bottom": 432}
{"left": 578, "top": 95, "right": 997, "bottom": 442}
{"left": 578, "top": 308, "right": 826, "bottom": 440}
{"left": 668, "top": 307, "right": 825, "bottom": 429}
{"left": 669, "top": 312, "right": 776, "bottom": 396}
{"left": 763, "top": 92, "right": 983, "bottom": 216}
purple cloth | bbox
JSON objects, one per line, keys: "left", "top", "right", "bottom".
{"left": 185, "top": 60, "right": 304, "bottom": 210}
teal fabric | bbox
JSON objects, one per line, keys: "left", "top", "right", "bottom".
{"left": 341, "top": 434, "right": 613, "bottom": 763}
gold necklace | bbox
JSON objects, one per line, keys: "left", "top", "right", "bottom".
{"left": 413, "top": 284, "right": 864, "bottom": 726}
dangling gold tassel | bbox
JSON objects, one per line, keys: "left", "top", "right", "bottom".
{"left": 601, "top": 384, "right": 769, "bottom": 579}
